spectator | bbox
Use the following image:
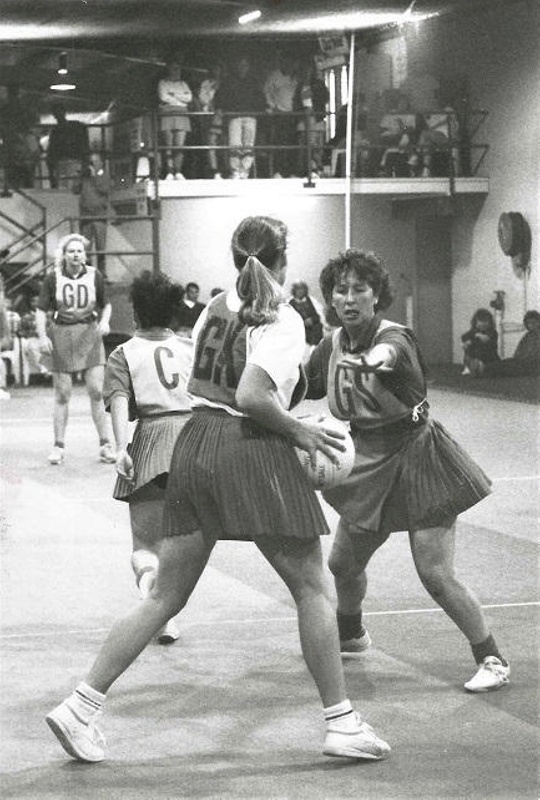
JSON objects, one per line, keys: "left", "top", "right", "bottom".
{"left": 0, "top": 278, "right": 12, "bottom": 399}
{"left": 47, "top": 104, "right": 90, "bottom": 191}
{"left": 289, "top": 280, "right": 326, "bottom": 362}
{"left": 484, "top": 310, "right": 540, "bottom": 377}
{"left": 191, "top": 64, "right": 223, "bottom": 178}
{"left": 79, "top": 153, "right": 111, "bottom": 280}
{"left": 461, "top": 308, "right": 499, "bottom": 377}
{"left": 264, "top": 54, "right": 298, "bottom": 178}
{"left": 1, "top": 86, "right": 41, "bottom": 189}
{"left": 19, "top": 293, "right": 52, "bottom": 380}
{"left": 293, "top": 61, "right": 329, "bottom": 178}
{"left": 157, "top": 61, "right": 193, "bottom": 180}
{"left": 175, "top": 281, "right": 206, "bottom": 335}
{"left": 214, "top": 57, "right": 265, "bottom": 179}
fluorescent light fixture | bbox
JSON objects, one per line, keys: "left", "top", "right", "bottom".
{"left": 239, "top": 9, "right": 261, "bottom": 25}
{"left": 50, "top": 82, "right": 76, "bottom": 91}
{"left": 58, "top": 52, "right": 68, "bottom": 75}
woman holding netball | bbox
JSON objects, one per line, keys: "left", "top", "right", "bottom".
{"left": 305, "top": 248, "right": 509, "bottom": 693}
{"left": 36, "top": 233, "right": 115, "bottom": 465}
{"left": 46, "top": 217, "right": 390, "bottom": 764}
{"left": 104, "top": 270, "right": 193, "bottom": 645}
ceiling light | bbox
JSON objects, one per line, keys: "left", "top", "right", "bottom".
{"left": 58, "top": 52, "right": 68, "bottom": 75}
{"left": 50, "top": 82, "right": 76, "bottom": 91}
{"left": 239, "top": 9, "right": 261, "bottom": 25}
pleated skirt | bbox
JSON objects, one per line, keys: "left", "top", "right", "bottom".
{"left": 113, "top": 413, "right": 191, "bottom": 502}
{"left": 163, "top": 409, "right": 330, "bottom": 541}
{"left": 46, "top": 321, "right": 105, "bottom": 373}
{"left": 323, "top": 418, "right": 492, "bottom": 534}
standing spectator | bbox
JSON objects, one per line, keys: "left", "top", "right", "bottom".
{"left": 214, "top": 57, "right": 265, "bottom": 179}
{"left": 289, "top": 280, "right": 326, "bottom": 362}
{"left": 191, "top": 64, "right": 223, "bottom": 178}
{"left": 264, "top": 54, "right": 298, "bottom": 178}
{"left": 47, "top": 104, "right": 90, "bottom": 191}
{"left": 1, "top": 85, "right": 41, "bottom": 189}
{"left": 175, "top": 282, "right": 206, "bottom": 335}
{"left": 293, "top": 61, "right": 329, "bottom": 178}
{"left": 461, "top": 308, "right": 499, "bottom": 376}
{"left": 79, "top": 153, "right": 111, "bottom": 280}
{"left": 35, "top": 233, "right": 115, "bottom": 466}
{"left": 157, "top": 61, "right": 193, "bottom": 180}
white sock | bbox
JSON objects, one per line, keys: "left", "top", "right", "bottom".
{"left": 324, "top": 699, "right": 358, "bottom": 731}
{"left": 66, "top": 681, "right": 106, "bottom": 723}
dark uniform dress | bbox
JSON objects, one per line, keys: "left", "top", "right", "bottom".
{"left": 37, "top": 265, "right": 108, "bottom": 373}
{"left": 306, "top": 317, "right": 492, "bottom": 534}
{"left": 163, "top": 290, "right": 330, "bottom": 542}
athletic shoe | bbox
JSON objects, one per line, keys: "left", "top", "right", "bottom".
{"left": 99, "top": 443, "right": 116, "bottom": 464}
{"left": 464, "top": 656, "right": 510, "bottom": 693}
{"left": 157, "top": 619, "right": 180, "bottom": 645}
{"left": 46, "top": 700, "right": 106, "bottom": 762}
{"left": 323, "top": 714, "right": 390, "bottom": 760}
{"left": 48, "top": 446, "right": 64, "bottom": 465}
{"left": 340, "top": 629, "right": 372, "bottom": 658}
{"left": 0, "top": 388, "right": 10, "bottom": 400}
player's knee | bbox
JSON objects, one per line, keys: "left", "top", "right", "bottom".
{"left": 328, "top": 547, "right": 358, "bottom": 580}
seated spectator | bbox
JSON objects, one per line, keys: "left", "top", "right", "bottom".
{"left": 174, "top": 281, "right": 206, "bottom": 335}
{"left": 484, "top": 311, "right": 540, "bottom": 377}
{"left": 289, "top": 280, "right": 326, "bottom": 362}
{"left": 19, "top": 294, "right": 52, "bottom": 380}
{"left": 461, "top": 308, "right": 499, "bottom": 376}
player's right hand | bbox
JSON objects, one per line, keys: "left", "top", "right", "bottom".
{"left": 115, "top": 448, "right": 135, "bottom": 482}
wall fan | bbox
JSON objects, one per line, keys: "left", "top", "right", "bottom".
{"left": 497, "top": 211, "right": 532, "bottom": 277}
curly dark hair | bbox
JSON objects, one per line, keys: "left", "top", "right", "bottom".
{"left": 469, "top": 308, "right": 496, "bottom": 332}
{"left": 130, "top": 270, "right": 185, "bottom": 329}
{"left": 319, "top": 249, "right": 394, "bottom": 327}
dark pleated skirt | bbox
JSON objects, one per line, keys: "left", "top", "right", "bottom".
{"left": 113, "top": 413, "right": 190, "bottom": 502}
{"left": 323, "top": 418, "right": 492, "bottom": 534}
{"left": 163, "top": 409, "right": 330, "bottom": 541}
{"left": 47, "top": 321, "right": 105, "bottom": 373}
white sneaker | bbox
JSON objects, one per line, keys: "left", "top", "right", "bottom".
{"left": 99, "top": 443, "right": 116, "bottom": 463}
{"left": 340, "top": 629, "right": 372, "bottom": 658}
{"left": 461, "top": 366, "right": 471, "bottom": 376}
{"left": 464, "top": 656, "right": 510, "bottom": 693}
{"left": 157, "top": 618, "right": 180, "bottom": 645}
{"left": 174, "top": 172, "right": 186, "bottom": 180}
{"left": 48, "top": 446, "right": 64, "bottom": 465}
{"left": 0, "top": 388, "right": 10, "bottom": 400}
{"left": 46, "top": 700, "right": 106, "bottom": 762}
{"left": 323, "top": 713, "right": 390, "bottom": 760}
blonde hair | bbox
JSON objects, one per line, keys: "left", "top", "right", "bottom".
{"left": 232, "top": 216, "right": 287, "bottom": 327}
{"left": 54, "top": 233, "right": 90, "bottom": 269}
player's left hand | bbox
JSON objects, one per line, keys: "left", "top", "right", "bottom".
{"left": 97, "top": 320, "right": 110, "bottom": 336}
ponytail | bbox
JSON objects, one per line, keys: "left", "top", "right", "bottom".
{"left": 236, "top": 255, "right": 285, "bottom": 326}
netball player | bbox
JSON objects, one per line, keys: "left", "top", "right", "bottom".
{"left": 104, "top": 270, "right": 193, "bottom": 644}
{"left": 305, "top": 249, "right": 509, "bottom": 693}
{"left": 46, "top": 217, "right": 390, "bottom": 764}
{"left": 36, "top": 233, "right": 115, "bottom": 465}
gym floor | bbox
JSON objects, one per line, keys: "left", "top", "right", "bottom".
{"left": 1, "top": 384, "right": 538, "bottom": 800}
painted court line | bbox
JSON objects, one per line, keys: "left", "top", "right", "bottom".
{"left": 1, "top": 600, "right": 538, "bottom": 640}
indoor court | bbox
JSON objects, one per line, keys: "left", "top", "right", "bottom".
{"left": 0, "top": 383, "right": 538, "bottom": 800}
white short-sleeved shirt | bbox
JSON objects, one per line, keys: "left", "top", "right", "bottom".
{"left": 192, "top": 289, "right": 304, "bottom": 415}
